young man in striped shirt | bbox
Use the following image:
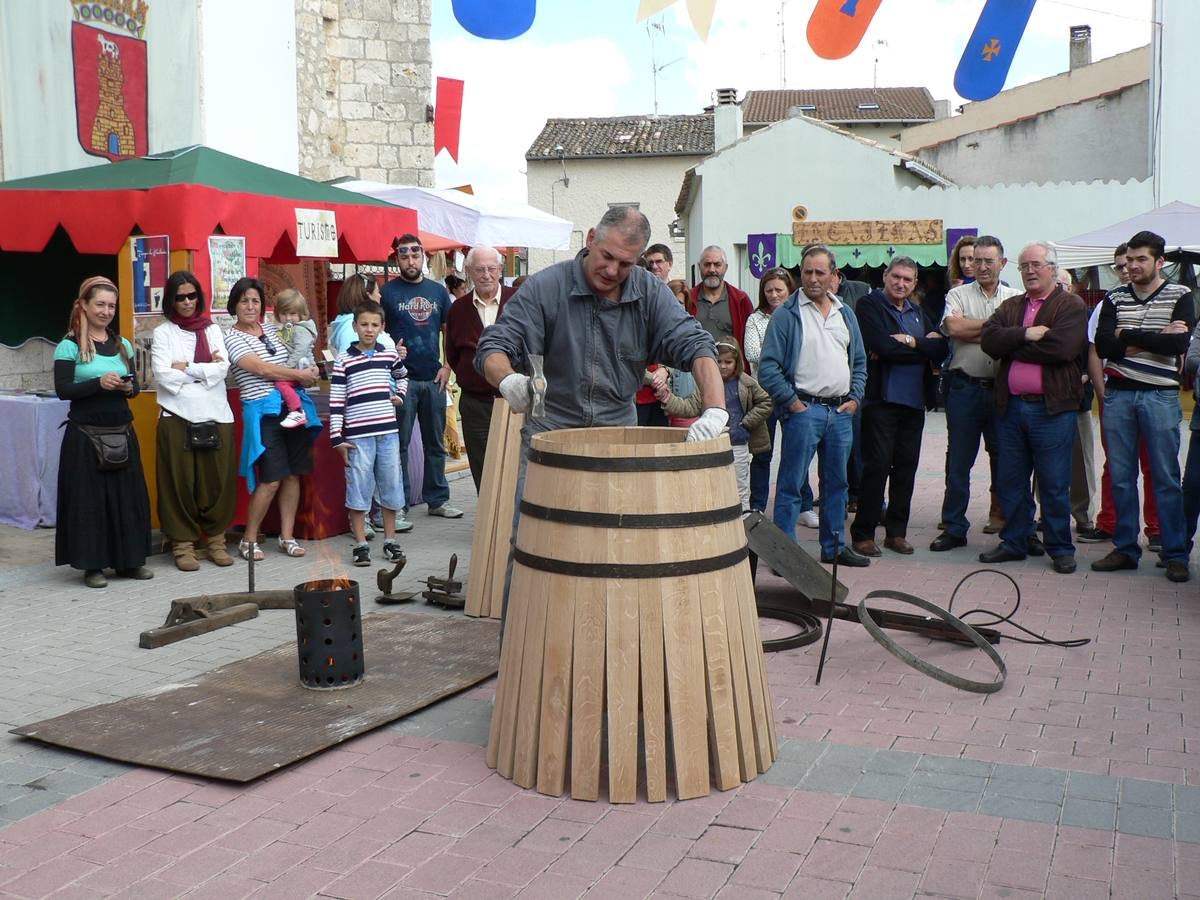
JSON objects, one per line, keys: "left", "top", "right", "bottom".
{"left": 1093, "top": 230, "right": 1195, "bottom": 582}
{"left": 330, "top": 300, "right": 410, "bottom": 567}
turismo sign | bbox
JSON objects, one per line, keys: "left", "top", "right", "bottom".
{"left": 295, "top": 208, "right": 338, "bottom": 257}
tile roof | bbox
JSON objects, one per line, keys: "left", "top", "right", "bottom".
{"left": 743, "top": 87, "right": 936, "bottom": 124}
{"left": 526, "top": 115, "right": 714, "bottom": 160}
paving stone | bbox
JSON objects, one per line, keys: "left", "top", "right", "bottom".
{"left": 915, "top": 755, "right": 992, "bottom": 778}
{"left": 1177, "top": 812, "right": 1200, "bottom": 844}
{"left": 861, "top": 749, "right": 921, "bottom": 776}
{"left": 848, "top": 772, "right": 908, "bottom": 803}
{"left": 985, "top": 777, "right": 1066, "bottom": 802}
{"left": 800, "top": 765, "right": 862, "bottom": 794}
{"left": 1115, "top": 803, "right": 1174, "bottom": 839}
{"left": 979, "top": 794, "right": 1062, "bottom": 824}
{"left": 1175, "top": 785, "right": 1200, "bottom": 814}
{"left": 1066, "top": 772, "right": 1119, "bottom": 802}
{"left": 1119, "top": 778, "right": 1175, "bottom": 809}
{"left": 1060, "top": 797, "right": 1117, "bottom": 831}
{"left": 898, "top": 783, "right": 981, "bottom": 813}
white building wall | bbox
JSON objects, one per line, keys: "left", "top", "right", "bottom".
{"left": 917, "top": 83, "right": 1148, "bottom": 188}
{"left": 526, "top": 154, "right": 704, "bottom": 278}
{"left": 683, "top": 116, "right": 1155, "bottom": 291}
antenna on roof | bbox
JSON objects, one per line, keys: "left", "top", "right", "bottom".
{"left": 780, "top": 0, "right": 789, "bottom": 88}
{"left": 647, "top": 17, "right": 682, "bottom": 116}
{"left": 873, "top": 39, "right": 888, "bottom": 88}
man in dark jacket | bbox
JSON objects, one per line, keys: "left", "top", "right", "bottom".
{"left": 445, "top": 245, "right": 515, "bottom": 491}
{"left": 849, "top": 257, "right": 946, "bottom": 556}
{"left": 979, "top": 241, "right": 1088, "bottom": 574}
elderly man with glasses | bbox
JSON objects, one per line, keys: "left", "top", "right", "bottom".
{"left": 978, "top": 242, "right": 1088, "bottom": 574}
{"left": 445, "top": 246, "right": 515, "bottom": 492}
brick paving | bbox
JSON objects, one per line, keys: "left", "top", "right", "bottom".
{"left": 0, "top": 414, "right": 1197, "bottom": 897}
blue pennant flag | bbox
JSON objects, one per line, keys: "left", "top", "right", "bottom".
{"left": 954, "top": 0, "right": 1038, "bottom": 101}
{"left": 747, "top": 234, "right": 778, "bottom": 279}
{"left": 453, "top": 0, "right": 536, "bottom": 40}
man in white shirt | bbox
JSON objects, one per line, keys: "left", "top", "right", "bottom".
{"left": 931, "top": 235, "right": 1022, "bottom": 551}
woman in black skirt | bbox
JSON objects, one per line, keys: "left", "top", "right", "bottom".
{"left": 54, "top": 276, "right": 153, "bottom": 589}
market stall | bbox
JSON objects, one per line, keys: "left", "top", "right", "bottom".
{"left": 0, "top": 145, "right": 423, "bottom": 536}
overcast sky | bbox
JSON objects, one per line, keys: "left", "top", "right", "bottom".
{"left": 430, "top": 0, "right": 1155, "bottom": 204}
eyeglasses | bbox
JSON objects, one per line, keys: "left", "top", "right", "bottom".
{"left": 472, "top": 266, "right": 500, "bottom": 275}
{"left": 175, "top": 290, "right": 199, "bottom": 301}
{"left": 1017, "top": 261, "right": 1052, "bottom": 272}
{"left": 394, "top": 246, "right": 423, "bottom": 258}
{"left": 258, "top": 334, "right": 277, "bottom": 355}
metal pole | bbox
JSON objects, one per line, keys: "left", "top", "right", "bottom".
{"left": 814, "top": 530, "right": 839, "bottom": 685}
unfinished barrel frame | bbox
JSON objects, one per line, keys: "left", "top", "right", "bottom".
{"left": 487, "top": 426, "right": 777, "bottom": 802}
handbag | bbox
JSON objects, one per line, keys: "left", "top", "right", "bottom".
{"left": 185, "top": 420, "right": 221, "bottom": 450}
{"left": 77, "top": 423, "right": 131, "bottom": 471}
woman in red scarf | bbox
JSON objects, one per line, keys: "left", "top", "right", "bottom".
{"left": 151, "top": 271, "right": 237, "bottom": 571}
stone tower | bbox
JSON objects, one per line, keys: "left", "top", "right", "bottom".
{"left": 294, "top": 0, "right": 434, "bottom": 186}
{"left": 90, "top": 43, "right": 135, "bottom": 157}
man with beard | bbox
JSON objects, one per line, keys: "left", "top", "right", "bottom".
{"left": 688, "top": 245, "right": 753, "bottom": 368}
{"left": 380, "top": 234, "right": 461, "bottom": 526}
{"left": 1092, "top": 230, "right": 1194, "bottom": 582}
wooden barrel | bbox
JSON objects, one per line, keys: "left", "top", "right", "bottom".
{"left": 486, "top": 426, "right": 776, "bottom": 802}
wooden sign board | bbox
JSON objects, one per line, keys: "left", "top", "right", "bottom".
{"left": 793, "top": 219, "right": 944, "bottom": 246}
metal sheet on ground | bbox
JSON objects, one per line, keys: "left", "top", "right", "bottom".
{"left": 12, "top": 612, "right": 500, "bottom": 782}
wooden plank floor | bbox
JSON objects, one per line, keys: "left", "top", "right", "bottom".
{"left": 13, "top": 612, "right": 499, "bottom": 782}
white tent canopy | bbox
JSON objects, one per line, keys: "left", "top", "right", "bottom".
{"left": 1053, "top": 201, "right": 1200, "bottom": 268}
{"left": 334, "top": 181, "right": 572, "bottom": 251}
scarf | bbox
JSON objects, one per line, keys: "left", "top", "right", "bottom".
{"left": 169, "top": 304, "right": 214, "bottom": 363}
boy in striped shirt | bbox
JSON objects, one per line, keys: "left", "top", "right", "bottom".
{"left": 331, "top": 300, "right": 409, "bottom": 567}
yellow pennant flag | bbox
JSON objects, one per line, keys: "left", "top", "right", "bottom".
{"left": 637, "top": 0, "right": 717, "bottom": 42}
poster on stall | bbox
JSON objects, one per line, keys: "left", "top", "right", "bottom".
{"left": 209, "top": 235, "right": 246, "bottom": 328}
{"left": 131, "top": 235, "right": 169, "bottom": 316}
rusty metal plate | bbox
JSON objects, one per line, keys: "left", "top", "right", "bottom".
{"left": 12, "top": 612, "right": 499, "bottom": 782}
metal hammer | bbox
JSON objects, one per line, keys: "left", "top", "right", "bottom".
{"left": 528, "top": 354, "right": 547, "bottom": 419}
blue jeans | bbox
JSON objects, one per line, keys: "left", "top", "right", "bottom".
{"left": 344, "top": 432, "right": 404, "bottom": 512}
{"left": 397, "top": 379, "right": 449, "bottom": 510}
{"left": 996, "top": 397, "right": 1076, "bottom": 559}
{"left": 1183, "top": 429, "right": 1200, "bottom": 551}
{"left": 940, "top": 375, "right": 997, "bottom": 538}
{"left": 751, "top": 414, "right": 814, "bottom": 514}
{"left": 1102, "top": 388, "right": 1186, "bottom": 562}
{"left": 773, "top": 403, "right": 853, "bottom": 558}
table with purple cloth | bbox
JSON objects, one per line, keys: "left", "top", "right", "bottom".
{"left": 0, "top": 393, "right": 70, "bottom": 528}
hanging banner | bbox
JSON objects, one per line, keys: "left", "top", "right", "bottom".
{"left": 747, "top": 234, "right": 778, "bottom": 279}
{"left": 130, "top": 235, "right": 169, "bottom": 316}
{"left": 452, "top": 0, "right": 535, "bottom": 39}
{"left": 70, "top": 3, "right": 150, "bottom": 162}
{"left": 295, "top": 208, "right": 338, "bottom": 258}
{"left": 806, "top": 0, "right": 884, "bottom": 60}
{"left": 954, "top": 0, "right": 1038, "bottom": 101}
{"left": 636, "top": 0, "right": 717, "bottom": 41}
{"left": 434, "top": 77, "right": 465, "bottom": 162}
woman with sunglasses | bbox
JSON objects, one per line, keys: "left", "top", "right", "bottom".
{"left": 151, "top": 271, "right": 237, "bottom": 571}
{"left": 223, "top": 277, "right": 321, "bottom": 561}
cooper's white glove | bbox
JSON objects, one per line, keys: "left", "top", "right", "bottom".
{"left": 499, "top": 372, "right": 532, "bottom": 413}
{"left": 686, "top": 407, "right": 729, "bottom": 442}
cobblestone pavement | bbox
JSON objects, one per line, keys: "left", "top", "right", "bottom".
{"left": 0, "top": 414, "right": 1196, "bottom": 898}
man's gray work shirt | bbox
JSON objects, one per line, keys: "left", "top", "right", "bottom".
{"left": 475, "top": 249, "right": 717, "bottom": 433}
{"left": 696, "top": 286, "right": 732, "bottom": 340}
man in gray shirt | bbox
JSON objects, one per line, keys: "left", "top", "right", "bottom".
{"left": 476, "top": 206, "right": 725, "bottom": 634}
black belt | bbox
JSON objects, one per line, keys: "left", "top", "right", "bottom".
{"left": 949, "top": 371, "right": 995, "bottom": 388}
{"left": 796, "top": 390, "right": 849, "bottom": 408}
{"left": 1017, "top": 393, "right": 1044, "bottom": 402}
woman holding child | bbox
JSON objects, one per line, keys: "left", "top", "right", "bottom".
{"left": 152, "top": 272, "right": 236, "bottom": 571}
{"left": 223, "top": 277, "right": 321, "bottom": 561}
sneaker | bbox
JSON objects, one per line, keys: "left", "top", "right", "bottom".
{"left": 798, "top": 510, "right": 820, "bottom": 528}
{"left": 362, "top": 519, "right": 376, "bottom": 541}
{"left": 396, "top": 516, "right": 414, "bottom": 534}
{"left": 281, "top": 410, "right": 307, "bottom": 429}
{"left": 1165, "top": 560, "right": 1190, "bottom": 582}
{"left": 352, "top": 544, "right": 371, "bottom": 567}
{"left": 369, "top": 508, "right": 385, "bottom": 530}
{"left": 428, "top": 505, "right": 463, "bottom": 518}
{"left": 382, "top": 541, "right": 405, "bottom": 563}
{"left": 1147, "top": 534, "right": 1162, "bottom": 552}
{"left": 1076, "top": 525, "right": 1112, "bottom": 543}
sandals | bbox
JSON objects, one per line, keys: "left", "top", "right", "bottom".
{"left": 238, "top": 539, "right": 264, "bottom": 562}
{"left": 278, "top": 537, "right": 306, "bottom": 557}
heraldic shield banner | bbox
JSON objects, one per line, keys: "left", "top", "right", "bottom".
{"left": 71, "top": 18, "right": 148, "bottom": 161}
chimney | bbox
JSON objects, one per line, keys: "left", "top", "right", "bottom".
{"left": 1069, "top": 25, "right": 1092, "bottom": 71}
{"left": 713, "top": 87, "right": 742, "bottom": 151}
